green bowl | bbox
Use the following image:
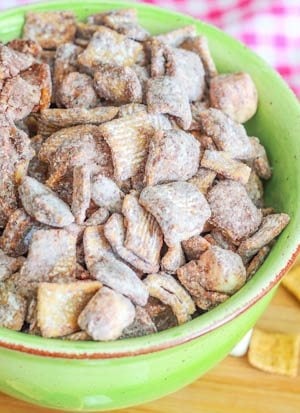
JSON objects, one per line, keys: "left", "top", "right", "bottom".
{"left": 1, "top": 1, "right": 300, "bottom": 411}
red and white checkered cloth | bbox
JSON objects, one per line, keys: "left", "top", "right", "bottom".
{"left": 3, "top": 0, "right": 300, "bottom": 95}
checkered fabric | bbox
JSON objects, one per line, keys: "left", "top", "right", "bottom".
{"left": 3, "top": 0, "right": 300, "bottom": 95}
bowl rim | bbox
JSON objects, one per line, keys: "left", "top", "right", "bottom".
{"left": 0, "top": 0, "right": 300, "bottom": 360}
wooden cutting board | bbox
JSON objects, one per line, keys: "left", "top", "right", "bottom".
{"left": 1, "top": 276, "right": 300, "bottom": 413}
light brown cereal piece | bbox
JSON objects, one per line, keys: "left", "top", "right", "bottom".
{"left": 180, "top": 35, "right": 217, "bottom": 78}
{"left": 122, "top": 193, "right": 163, "bottom": 268}
{"left": 21, "top": 63, "right": 52, "bottom": 111}
{"left": 249, "top": 137, "right": 272, "bottom": 180}
{"left": 245, "top": 170, "right": 264, "bottom": 207}
{"left": 146, "top": 76, "right": 192, "bottom": 130}
{"left": 144, "top": 272, "right": 196, "bottom": 324}
{"left": 187, "top": 168, "right": 216, "bottom": 194}
{"left": 148, "top": 38, "right": 167, "bottom": 77}
{"left": 62, "top": 331, "right": 92, "bottom": 341}
{"left": 0, "top": 249, "right": 25, "bottom": 282}
{"left": 72, "top": 165, "right": 91, "bottom": 225}
{"left": 248, "top": 328, "right": 300, "bottom": 377}
{"left": 91, "top": 174, "right": 124, "bottom": 212}
{"left": 140, "top": 182, "right": 211, "bottom": 246}
{"left": 118, "top": 103, "right": 147, "bottom": 118}
{"left": 246, "top": 245, "right": 271, "bottom": 279}
{"left": 83, "top": 225, "right": 148, "bottom": 306}
{"left": 189, "top": 101, "right": 211, "bottom": 131}
{"left": 161, "top": 244, "right": 186, "bottom": 273}
{"left": 99, "top": 113, "right": 154, "bottom": 181}
{"left": 238, "top": 213, "right": 290, "bottom": 262}
{"left": 0, "top": 44, "right": 34, "bottom": 81}
{"left": 23, "top": 11, "right": 76, "bottom": 49}
{"left": 75, "top": 22, "right": 103, "bottom": 40}
{"left": 25, "top": 297, "right": 40, "bottom": 335}
{"left": 208, "top": 180, "right": 262, "bottom": 242}
{"left": 132, "top": 64, "right": 150, "bottom": 98}
{"left": 144, "top": 296, "right": 178, "bottom": 331}
{"left": 145, "top": 129, "right": 200, "bottom": 186}
{"left": 198, "top": 108, "right": 253, "bottom": 160}
{"left": 0, "top": 209, "right": 37, "bottom": 256}
{"left": 78, "top": 27, "right": 142, "bottom": 70}
{"left": 37, "top": 281, "right": 101, "bottom": 338}
{"left": 210, "top": 73, "right": 258, "bottom": 123}
{"left": 182, "top": 235, "right": 210, "bottom": 261}
{"left": 94, "top": 65, "right": 142, "bottom": 104}
{"left": 78, "top": 286, "right": 135, "bottom": 341}
{"left": 19, "top": 176, "right": 74, "bottom": 227}
{"left": 56, "top": 72, "right": 97, "bottom": 109}
{"left": 7, "top": 39, "right": 42, "bottom": 57}
{"left": 20, "top": 229, "right": 77, "bottom": 285}
{"left": 281, "top": 265, "right": 300, "bottom": 303}
{"left": 210, "top": 229, "right": 237, "bottom": 251}
{"left": 121, "top": 305, "right": 157, "bottom": 338}
{"left": 201, "top": 150, "right": 251, "bottom": 185}
{"left": 104, "top": 213, "right": 158, "bottom": 273}
{"left": 155, "top": 25, "right": 196, "bottom": 47}
{"left": 85, "top": 207, "right": 110, "bottom": 226}
{"left": 191, "top": 130, "right": 216, "bottom": 149}
{"left": 53, "top": 42, "right": 82, "bottom": 90}
{"left": 0, "top": 279, "right": 27, "bottom": 331}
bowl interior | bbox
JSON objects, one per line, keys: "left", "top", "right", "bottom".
{"left": 0, "top": 0, "right": 300, "bottom": 357}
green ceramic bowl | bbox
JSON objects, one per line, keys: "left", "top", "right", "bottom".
{"left": 1, "top": 1, "right": 300, "bottom": 411}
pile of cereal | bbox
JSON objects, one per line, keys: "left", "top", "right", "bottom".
{"left": 0, "top": 9, "right": 290, "bottom": 341}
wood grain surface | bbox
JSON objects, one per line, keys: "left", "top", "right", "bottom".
{"left": 1, "top": 277, "right": 300, "bottom": 413}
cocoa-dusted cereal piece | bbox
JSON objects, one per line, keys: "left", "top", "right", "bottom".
{"left": 140, "top": 182, "right": 211, "bottom": 246}
{"left": 62, "top": 331, "right": 91, "bottom": 341}
{"left": 78, "top": 286, "right": 136, "bottom": 341}
{"left": 7, "top": 39, "right": 42, "bottom": 57}
{"left": 71, "top": 165, "right": 91, "bottom": 225}
{"left": 21, "top": 63, "right": 52, "bottom": 111}
{"left": 249, "top": 137, "right": 272, "bottom": 180}
{"left": 122, "top": 193, "right": 163, "bottom": 268}
{"left": 0, "top": 249, "right": 25, "bottom": 282}
{"left": 146, "top": 76, "right": 192, "bottom": 130}
{"left": 91, "top": 174, "right": 124, "bottom": 213}
{"left": 118, "top": 103, "right": 147, "bottom": 118}
{"left": 155, "top": 25, "right": 196, "bottom": 47}
{"left": 208, "top": 180, "right": 262, "bottom": 242}
{"left": 144, "top": 272, "right": 196, "bottom": 324}
{"left": 210, "top": 73, "right": 258, "bottom": 123}
{"left": 37, "top": 281, "right": 101, "bottom": 338}
{"left": 200, "top": 150, "right": 251, "bottom": 185}
{"left": 27, "top": 134, "right": 48, "bottom": 182}
{"left": 56, "top": 72, "right": 97, "bottom": 109}
{"left": 190, "top": 130, "right": 216, "bottom": 149}
{"left": 0, "top": 44, "right": 34, "bottom": 81}
{"left": 189, "top": 102, "right": 211, "bottom": 131}
{"left": 187, "top": 168, "right": 216, "bottom": 194}
{"left": 161, "top": 244, "right": 186, "bottom": 273}
{"left": 238, "top": 213, "right": 290, "bottom": 262}
{"left": 121, "top": 305, "right": 157, "bottom": 338}
{"left": 144, "top": 129, "right": 200, "bottom": 186}
{"left": 83, "top": 225, "right": 111, "bottom": 269}
{"left": 78, "top": 27, "right": 142, "bottom": 70}
{"left": 23, "top": 11, "right": 76, "bottom": 49}
{"left": 246, "top": 245, "right": 271, "bottom": 279}
{"left": 0, "top": 278, "right": 27, "bottom": 331}
{"left": 182, "top": 235, "right": 210, "bottom": 261}
{"left": 210, "top": 229, "right": 237, "bottom": 252}
{"left": 245, "top": 170, "right": 264, "bottom": 207}
{"left": 18, "top": 176, "right": 74, "bottom": 227}
{"left": 94, "top": 65, "right": 142, "bottom": 104}
{"left": 53, "top": 42, "right": 82, "bottom": 91}
{"left": 144, "top": 296, "right": 178, "bottom": 331}
{"left": 85, "top": 207, "right": 110, "bottom": 226}
{"left": 198, "top": 108, "right": 253, "bottom": 160}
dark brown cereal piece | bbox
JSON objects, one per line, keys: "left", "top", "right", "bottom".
{"left": 56, "top": 72, "right": 97, "bottom": 109}
{"left": 155, "top": 25, "right": 196, "bottom": 47}
{"left": 20, "top": 228, "right": 77, "bottom": 284}
{"left": 246, "top": 245, "right": 271, "bottom": 280}
{"left": 118, "top": 103, "right": 147, "bottom": 118}
{"left": 99, "top": 113, "right": 154, "bottom": 181}
{"left": 181, "top": 235, "right": 210, "bottom": 261}
{"left": 146, "top": 76, "right": 192, "bottom": 130}
{"left": 143, "top": 272, "right": 196, "bottom": 324}
{"left": 94, "top": 65, "right": 142, "bottom": 104}
{"left": 144, "top": 296, "right": 178, "bottom": 331}
{"left": 78, "top": 27, "right": 142, "bottom": 70}
{"left": 0, "top": 249, "right": 25, "bottom": 282}
{"left": 207, "top": 180, "right": 262, "bottom": 242}
{"left": 140, "top": 182, "right": 211, "bottom": 246}
{"left": 144, "top": 129, "right": 200, "bottom": 186}
{"left": 72, "top": 165, "right": 91, "bottom": 225}
{"left": 198, "top": 108, "right": 253, "bottom": 160}
{"left": 261, "top": 207, "right": 275, "bottom": 217}
{"left": 85, "top": 207, "right": 110, "bottom": 226}
{"left": 200, "top": 150, "right": 251, "bottom": 185}
{"left": 75, "top": 263, "right": 91, "bottom": 281}
{"left": 161, "top": 244, "right": 186, "bottom": 273}
{"left": 0, "top": 278, "right": 27, "bottom": 331}
{"left": 37, "top": 281, "right": 101, "bottom": 338}
{"left": 0, "top": 209, "right": 37, "bottom": 257}
{"left": 210, "top": 73, "right": 258, "bottom": 123}
{"left": 23, "top": 11, "right": 76, "bottom": 49}
{"left": 238, "top": 213, "right": 290, "bottom": 262}
{"left": 7, "top": 39, "right": 42, "bottom": 57}
{"left": 18, "top": 176, "right": 74, "bottom": 227}
{"left": 180, "top": 35, "right": 217, "bottom": 79}
{"left": 91, "top": 174, "right": 124, "bottom": 212}
{"left": 27, "top": 134, "right": 48, "bottom": 182}
{"left": 187, "top": 168, "right": 216, "bottom": 194}
{"left": 122, "top": 193, "right": 163, "bottom": 268}
{"left": 249, "top": 137, "right": 272, "bottom": 180}
{"left": 0, "top": 44, "right": 34, "bottom": 81}
{"left": 245, "top": 170, "right": 264, "bottom": 207}
{"left": 104, "top": 213, "right": 159, "bottom": 274}
{"left": 121, "top": 305, "right": 157, "bottom": 338}
{"left": 78, "top": 286, "right": 136, "bottom": 341}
